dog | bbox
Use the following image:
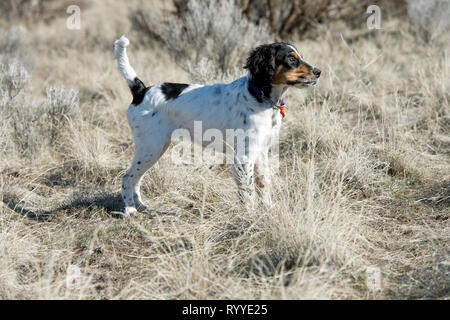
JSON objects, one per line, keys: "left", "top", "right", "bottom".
{"left": 114, "top": 36, "right": 320, "bottom": 215}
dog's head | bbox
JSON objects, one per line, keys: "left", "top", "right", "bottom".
{"left": 244, "top": 43, "right": 320, "bottom": 97}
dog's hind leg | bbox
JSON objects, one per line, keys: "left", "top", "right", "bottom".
{"left": 122, "top": 139, "right": 170, "bottom": 215}
{"left": 133, "top": 139, "right": 171, "bottom": 210}
{"left": 122, "top": 115, "right": 172, "bottom": 215}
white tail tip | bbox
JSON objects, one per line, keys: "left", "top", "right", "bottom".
{"left": 114, "top": 35, "right": 130, "bottom": 48}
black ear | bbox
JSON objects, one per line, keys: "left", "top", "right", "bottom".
{"left": 244, "top": 44, "right": 276, "bottom": 98}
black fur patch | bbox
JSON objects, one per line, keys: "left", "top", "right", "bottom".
{"left": 161, "top": 83, "right": 189, "bottom": 100}
{"left": 131, "top": 77, "right": 150, "bottom": 105}
{"left": 245, "top": 44, "right": 280, "bottom": 102}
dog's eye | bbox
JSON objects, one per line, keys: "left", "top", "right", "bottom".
{"left": 288, "top": 56, "right": 297, "bottom": 64}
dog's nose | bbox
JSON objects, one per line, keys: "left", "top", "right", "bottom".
{"left": 313, "top": 68, "right": 321, "bottom": 77}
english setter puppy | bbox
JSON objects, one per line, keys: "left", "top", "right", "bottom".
{"left": 114, "top": 36, "right": 320, "bottom": 215}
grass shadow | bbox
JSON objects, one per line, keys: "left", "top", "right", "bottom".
{"left": 2, "top": 188, "right": 179, "bottom": 220}
{"left": 416, "top": 179, "right": 450, "bottom": 210}
{"left": 2, "top": 198, "right": 53, "bottom": 221}
{"left": 57, "top": 189, "right": 125, "bottom": 218}
{"left": 2, "top": 189, "right": 125, "bottom": 220}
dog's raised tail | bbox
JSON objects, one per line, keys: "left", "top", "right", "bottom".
{"left": 114, "top": 35, "right": 147, "bottom": 105}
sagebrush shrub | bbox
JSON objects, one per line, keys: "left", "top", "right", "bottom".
{"left": 44, "top": 86, "right": 80, "bottom": 141}
{"left": 133, "top": 0, "right": 272, "bottom": 77}
{"left": 0, "top": 26, "right": 33, "bottom": 69}
{"left": 236, "top": 0, "right": 376, "bottom": 37}
{"left": 0, "top": 54, "right": 80, "bottom": 157}
{"left": 0, "top": 58, "right": 35, "bottom": 154}
{"left": 407, "top": 0, "right": 450, "bottom": 41}
{"left": 176, "top": 0, "right": 407, "bottom": 38}
{"left": 0, "top": 59, "right": 30, "bottom": 99}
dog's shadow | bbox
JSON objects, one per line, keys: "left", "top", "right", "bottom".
{"left": 2, "top": 189, "right": 177, "bottom": 221}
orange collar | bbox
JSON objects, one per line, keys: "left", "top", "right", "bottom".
{"left": 279, "top": 98, "right": 286, "bottom": 118}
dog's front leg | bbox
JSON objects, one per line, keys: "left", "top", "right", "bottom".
{"left": 255, "top": 150, "right": 272, "bottom": 207}
{"left": 231, "top": 154, "right": 255, "bottom": 209}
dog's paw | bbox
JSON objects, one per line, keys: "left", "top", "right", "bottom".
{"left": 124, "top": 206, "right": 138, "bottom": 216}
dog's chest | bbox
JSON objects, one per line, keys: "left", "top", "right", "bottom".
{"left": 246, "top": 107, "right": 281, "bottom": 141}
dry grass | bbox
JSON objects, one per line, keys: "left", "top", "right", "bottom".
{"left": 0, "top": 0, "right": 449, "bottom": 300}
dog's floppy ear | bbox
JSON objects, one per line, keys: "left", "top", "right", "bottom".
{"left": 244, "top": 44, "right": 276, "bottom": 99}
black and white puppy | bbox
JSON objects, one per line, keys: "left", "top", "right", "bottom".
{"left": 114, "top": 36, "right": 320, "bottom": 215}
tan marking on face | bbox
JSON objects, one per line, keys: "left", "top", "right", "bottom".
{"left": 272, "top": 63, "right": 313, "bottom": 85}
{"left": 291, "top": 51, "right": 304, "bottom": 60}
{"left": 272, "top": 66, "right": 286, "bottom": 85}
